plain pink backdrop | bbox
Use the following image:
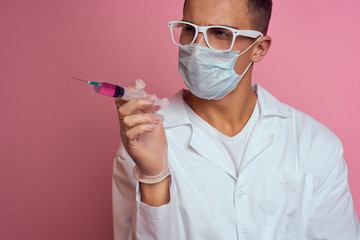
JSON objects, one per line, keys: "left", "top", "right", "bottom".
{"left": 0, "top": 0, "right": 359, "bottom": 239}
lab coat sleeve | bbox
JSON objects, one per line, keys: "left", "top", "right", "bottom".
{"left": 306, "top": 133, "right": 360, "bottom": 239}
{"left": 112, "top": 144, "right": 179, "bottom": 240}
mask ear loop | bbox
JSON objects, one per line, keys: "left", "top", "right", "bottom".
{"left": 235, "top": 36, "right": 262, "bottom": 76}
{"left": 238, "top": 36, "right": 262, "bottom": 56}
{"left": 238, "top": 60, "right": 253, "bottom": 77}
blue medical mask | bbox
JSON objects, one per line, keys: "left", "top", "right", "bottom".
{"left": 178, "top": 41, "right": 258, "bottom": 100}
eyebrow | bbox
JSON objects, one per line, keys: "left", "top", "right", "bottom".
{"left": 181, "top": 19, "right": 239, "bottom": 30}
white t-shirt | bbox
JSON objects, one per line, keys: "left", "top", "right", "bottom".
{"left": 184, "top": 99, "right": 260, "bottom": 176}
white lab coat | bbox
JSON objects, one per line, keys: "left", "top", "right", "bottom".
{"left": 112, "top": 83, "right": 359, "bottom": 240}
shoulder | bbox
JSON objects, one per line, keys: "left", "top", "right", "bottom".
{"left": 291, "top": 106, "right": 343, "bottom": 156}
{"left": 274, "top": 98, "right": 345, "bottom": 187}
{"left": 257, "top": 83, "right": 344, "bottom": 178}
{"left": 256, "top": 83, "right": 342, "bottom": 154}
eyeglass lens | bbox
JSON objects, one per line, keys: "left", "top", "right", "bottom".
{"left": 171, "top": 22, "right": 234, "bottom": 51}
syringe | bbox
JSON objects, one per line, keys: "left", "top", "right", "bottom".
{"left": 71, "top": 77, "right": 169, "bottom": 109}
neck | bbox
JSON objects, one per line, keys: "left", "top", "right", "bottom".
{"left": 184, "top": 76, "right": 257, "bottom": 137}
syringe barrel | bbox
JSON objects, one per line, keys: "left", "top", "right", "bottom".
{"left": 121, "top": 87, "right": 147, "bottom": 100}
{"left": 93, "top": 82, "right": 169, "bottom": 109}
{"left": 94, "top": 82, "right": 124, "bottom": 98}
{"left": 122, "top": 88, "right": 169, "bottom": 109}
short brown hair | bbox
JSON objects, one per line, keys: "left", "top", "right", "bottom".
{"left": 246, "top": 0, "right": 272, "bottom": 35}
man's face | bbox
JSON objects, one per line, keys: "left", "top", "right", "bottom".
{"left": 183, "top": 0, "right": 256, "bottom": 75}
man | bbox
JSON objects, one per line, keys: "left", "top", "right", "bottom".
{"left": 113, "top": 0, "right": 360, "bottom": 239}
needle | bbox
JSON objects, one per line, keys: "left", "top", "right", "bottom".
{"left": 71, "top": 76, "right": 100, "bottom": 87}
{"left": 71, "top": 76, "right": 89, "bottom": 83}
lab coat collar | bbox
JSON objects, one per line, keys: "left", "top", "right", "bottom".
{"left": 160, "top": 83, "right": 292, "bottom": 128}
{"left": 253, "top": 83, "right": 292, "bottom": 118}
{"left": 159, "top": 90, "right": 191, "bottom": 128}
{"left": 160, "top": 83, "right": 291, "bottom": 179}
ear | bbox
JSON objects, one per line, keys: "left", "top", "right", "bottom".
{"left": 251, "top": 36, "right": 272, "bottom": 62}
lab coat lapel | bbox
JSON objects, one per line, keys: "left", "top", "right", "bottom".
{"left": 238, "top": 83, "right": 291, "bottom": 171}
{"left": 161, "top": 90, "right": 237, "bottom": 178}
{"left": 239, "top": 120, "right": 274, "bottom": 171}
{"left": 162, "top": 85, "right": 291, "bottom": 178}
{"left": 189, "top": 127, "right": 237, "bottom": 179}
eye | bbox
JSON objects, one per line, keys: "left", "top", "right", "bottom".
{"left": 185, "top": 25, "right": 192, "bottom": 31}
{"left": 215, "top": 30, "right": 230, "bottom": 36}
{"left": 178, "top": 24, "right": 195, "bottom": 37}
{"left": 183, "top": 25, "right": 195, "bottom": 34}
{"left": 208, "top": 28, "right": 233, "bottom": 40}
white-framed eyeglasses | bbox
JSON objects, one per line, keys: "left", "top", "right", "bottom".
{"left": 168, "top": 20, "right": 263, "bottom": 52}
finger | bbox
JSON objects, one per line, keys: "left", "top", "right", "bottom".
{"left": 140, "top": 95, "right": 158, "bottom": 114}
{"left": 124, "top": 123, "right": 156, "bottom": 147}
{"left": 123, "top": 113, "right": 164, "bottom": 130}
{"left": 141, "top": 104, "right": 155, "bottom": 114}
{"left": 118, "top": 97, "right": 155, "bottom": 120}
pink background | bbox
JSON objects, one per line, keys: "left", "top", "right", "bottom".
{"left": 0, "top": 0, "right": 359, "bottom": 239}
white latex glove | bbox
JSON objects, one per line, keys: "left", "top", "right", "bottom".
{"left": 115, "top": 80, "right": 168, "bottom": 178}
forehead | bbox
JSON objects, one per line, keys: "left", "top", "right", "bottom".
{"left": 183, "top": 0, "right": 251, "bottom": 29}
